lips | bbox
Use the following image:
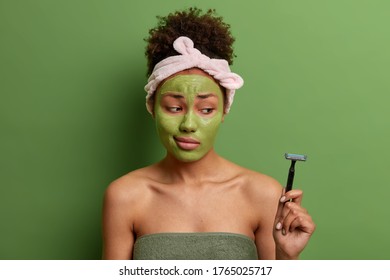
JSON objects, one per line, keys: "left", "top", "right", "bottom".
{"left": 174, "top": 136, "right": 200, "bottom": 150}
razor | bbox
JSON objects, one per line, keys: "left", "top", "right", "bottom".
{"left": 285, "top": 153, "right": 307, "bottom": 192}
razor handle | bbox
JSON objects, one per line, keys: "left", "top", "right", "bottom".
{"left": 285, "top": 160, "right": 296, "bottom": 192}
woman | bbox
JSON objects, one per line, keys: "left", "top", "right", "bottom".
{"left": 102, "top": 8, "right": 315, "bottom": 260}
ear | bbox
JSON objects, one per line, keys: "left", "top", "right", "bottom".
{"left": 221, "top": 113, "right": 225, "bottom": 123}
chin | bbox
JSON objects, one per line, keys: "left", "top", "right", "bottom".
{"left": 175, "top": 154, "right": 203, "bottom": 163}
{"left": 171, "top": 150, "right": 207, "bottom": 163}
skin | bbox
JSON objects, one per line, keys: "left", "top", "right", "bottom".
{"left": 102, "top": 68, "right": 315, "bottom": 260}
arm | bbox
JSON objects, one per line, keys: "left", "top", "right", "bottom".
{"left": 254, "top": 180, "right": 283, "bottom": 259}
{"left": 102, "top": 181, "right": 135, "bottom": 259}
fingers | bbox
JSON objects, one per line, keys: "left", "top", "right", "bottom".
{"left": 289, "top": 212, "right": 316, "bottom": 234}
{"left": 281, "top": 202, "right": 309, "bottom": 234}
{"left": 274, "top": 188, "right": 285, "bottom": 224}
{"left": 275, "top": 188, "right": 314, "bottom": 235}
{"left": 275, "top": 188, "right": 302, "bottom": 226}
{"left": 280, "top": 189, "right": 303, "bottom": 205}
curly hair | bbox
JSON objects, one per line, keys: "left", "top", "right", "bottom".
{"left": 145, "top": 7, "right": 236, "bottom": 76}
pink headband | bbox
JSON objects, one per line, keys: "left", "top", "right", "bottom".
{"left": 144, "top": 36, "right": 244, "bottom": 114}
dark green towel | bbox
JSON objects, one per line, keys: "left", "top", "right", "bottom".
{"left": 133, "top": 232, "right": 258, "bottom": 260}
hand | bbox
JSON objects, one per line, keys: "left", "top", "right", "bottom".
{"left": 273, "top": 188, "right": 316, "bottom": 259}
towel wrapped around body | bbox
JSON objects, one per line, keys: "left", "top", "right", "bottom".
{"left": 133, "top": 232, "right": 258, "bottom": 260}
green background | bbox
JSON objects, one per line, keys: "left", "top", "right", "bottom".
{"left": 1, "top": 0, "right": 389, "bottom": 259}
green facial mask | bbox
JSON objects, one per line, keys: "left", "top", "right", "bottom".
{"left": 154, "top": 74, "right": 224, "bottom": 162}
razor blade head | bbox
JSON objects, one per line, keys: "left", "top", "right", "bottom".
{"left": 285, "top": 153, "right": 307, "bottom": 161}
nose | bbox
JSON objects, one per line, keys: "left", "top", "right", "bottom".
{"left": 179, "top": 111, "right": 198, "bottom": 133}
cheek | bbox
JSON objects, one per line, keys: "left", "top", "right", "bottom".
{"left": 199, "top": 114, "right": 223, "bottom": 137}
{"left": 156, "top": 115, "right": 181, "bottom": 134}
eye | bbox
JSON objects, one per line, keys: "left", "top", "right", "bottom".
{"left": 167, "top": 106, "right": 182, "bottom": 113}
{"left": 200, "top": 108, "right": 214, "bottom": 114}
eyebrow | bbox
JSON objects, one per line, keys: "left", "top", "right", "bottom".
{"left": 163, "top": 93, "right": 184, "bottom": 99}
{"left": 196, "top": 93, "right": 217, "bottom": 99}
{"left": 162, "top": 93, "right": 217, "bottom": 99}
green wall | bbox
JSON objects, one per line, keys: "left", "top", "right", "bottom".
{"left": 1, "top": 0, "right": 389, "bottom": 259}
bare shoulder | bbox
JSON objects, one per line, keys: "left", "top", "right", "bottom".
{"left": 246, "top": 169, "right": 282, "bottom": 200}
{"left": 226, "top": 161, "right": 283, "bottom": 205}
{"left": 104, "top": 165, "right": 156, "bottom": 207}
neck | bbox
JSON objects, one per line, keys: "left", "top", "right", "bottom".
{"left": 158, "top": 148, "right": 223, "bottom": 184}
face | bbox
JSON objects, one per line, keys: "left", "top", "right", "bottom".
{"left": 154, "top": 71, "right": 224, "bottom": 162}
